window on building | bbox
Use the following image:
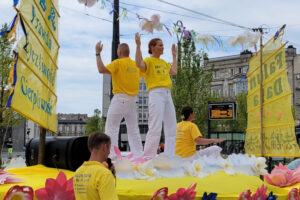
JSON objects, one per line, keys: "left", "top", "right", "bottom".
{"left": 139, "top": 83, "right": 143, "bottom": 90}
{"left": 143, "top": 83, "right": 147, "bottom": 90}
{"left": 212, "top": 86, "right": 223, "bottom": 96}
{"left": 229, "top": 84, "right": 234, "bottom": 97}
{"left": 236, "top": 80, "right": 248, "bottom": 94}
{"left": 139, "top": 96, "right": 143, "bottom": 104}
{"left": 143, "top": 97, "right": 147, "bottom": 104}
{"left": 231, "top": 69, "right": 234, "bottom": 76}
{"left": 238, "top": 67, "right": 242, "bottom": 74}
{"left": 213, "top": 71, "right": 219, "bottom": 79}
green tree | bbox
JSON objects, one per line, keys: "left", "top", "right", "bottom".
{"left": 0, "top": 24, "right": 23, "bottom": 167}
{"left": 172, "top": 34, "right": 219, "bottom": 136}
{"left": 220, "top": 91, "right": 248, "bottom": 132}
{"left": 86, "top": 109, "right": 105, "bottom": 135}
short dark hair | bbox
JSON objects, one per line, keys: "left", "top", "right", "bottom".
{"left": 88, "top": 132, "right": 111, "bottom": 152}
{"left": 148, "top": 38, "right": 162, "bottom": 54}
{"left": 181, "top": 106, "right": 193, "bottom": 121}
{"left": 118, "top": 43, "right": 130, "bottom": 56}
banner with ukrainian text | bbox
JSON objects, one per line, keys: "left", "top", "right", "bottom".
{"left": 7, "top": 0, "right": 59, "bottom": 133}
{"left": 245, "top": 35, "right": 300, "bottom": 157}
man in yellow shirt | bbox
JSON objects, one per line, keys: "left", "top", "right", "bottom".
{"left": 73, "top": 132, "right": 118, "bottom": 200}
{"left": 175, "top": 106, "right": 226, "bottom": 160}
{"left": 96, "top": 41, "right": 143, "bottom": 159}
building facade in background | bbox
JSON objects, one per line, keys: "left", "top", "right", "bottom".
{"left": 204, "top": 46, "right": 300, "bottom": 120}
{"left": 57, "top": 113, "right": 88, "bottom": 136}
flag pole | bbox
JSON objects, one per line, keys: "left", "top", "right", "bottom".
{"left": 259, "top": 28, "right": 265, "bottom": 157}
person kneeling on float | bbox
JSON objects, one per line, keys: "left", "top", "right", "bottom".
{"left": 175, "top": 106, "right": 226, "bottom": 161}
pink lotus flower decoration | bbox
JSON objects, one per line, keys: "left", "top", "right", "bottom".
{"left": 238, "top": 185, "right": 268, "bottom": 200}
{"left": 151, "top": 184, "right": 197, "bottom": 200}
{"left": 151, "top": 187, "right": 168, "bottom": 200}
{"left": 4, "top": 185, "right": 34, "bottom": 200}
{"left": 288, "top": 188, "right": 300, "bottom": 200}
{"left": 0, "top": 169, "right": 24, "bottom": 184}
{"left": 35, "top": 171, "right": 75, "bottom": 200}
{"left": 252, "top": 185, "right": 268, "bottom": 200}
{"left": 238, "top": 189, "right": 252, "bottom": 200}
{"left": 265, "top": 163, "right": 300, "bottom": 187}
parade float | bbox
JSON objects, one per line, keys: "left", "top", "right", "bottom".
{"left": 1, "top": 0, "right": 300, "bottom": 199}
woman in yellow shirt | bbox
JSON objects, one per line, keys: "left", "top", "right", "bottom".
{"left": 135, "top": 33, "right": 178, "bottom": 159}
{"left": 175, "top": 106, "right": 226, "bottom": 160}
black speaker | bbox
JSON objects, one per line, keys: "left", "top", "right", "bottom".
{"left": 25, "top": 136, "right": 90, "bottom": 171}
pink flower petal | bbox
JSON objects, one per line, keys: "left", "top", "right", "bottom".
{"left": 4, "top": 185, "right": 34, "bottom": 200}
{"left": 4, "top": 176, "right": 24, "bottom": 184}
{"left": 114, "top": 146, "right": 122, "bottom": 159}
{"left": 35, "top": 188, "right": 49, "bottom": 200}
{"left": 56, "top": 171, "right": 67, "bottom": 187}
{"left": 151, "top": 187, "right": 168, "bottom": 200}
{"left": 125, "top": 153, "right": 134, "bottom": 160}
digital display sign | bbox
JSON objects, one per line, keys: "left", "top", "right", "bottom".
{"left": 208, "top": 102, "right": 236, "bottom": 120}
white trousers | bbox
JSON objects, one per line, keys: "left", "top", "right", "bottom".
{"left": 143, "top": 88, "right": 177, "bottom": 159}
{"left": 105, "top": 93, "right": 143, "bottom": 159}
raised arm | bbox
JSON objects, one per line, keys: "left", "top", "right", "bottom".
{"left": 135, "top": 33, "right": 147, "bottom": 71}
{"left": 194, "top": 137, "right": 226, "bottom": 145}
{"left": 95, "top": 41, "right": 111, "bottom": 74}
{"left": 169, "top": 44, "right": 178, "bottom": 75}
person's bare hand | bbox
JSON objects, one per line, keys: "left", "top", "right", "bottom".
{"left": 216, "top": 138, "right": 226, "bottom": 143}
{"left": 172, "top": 44, "right": 177, "bottom": 57}
{"left": 135, "top": 33, "right": 141, "bottom": 47}
{"left": 95, "top": 41, "right": 103, "bottom": 54}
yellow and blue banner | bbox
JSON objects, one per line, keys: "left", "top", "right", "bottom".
{"left": 245, "top": 33, "right": 300, "bottom": 157}
{"left": 6, "top": 0, "right": 59, "bottom": 133}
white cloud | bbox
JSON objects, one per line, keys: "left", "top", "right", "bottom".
{"left": 1, "top": 0, "right": 300, "bottom": 117}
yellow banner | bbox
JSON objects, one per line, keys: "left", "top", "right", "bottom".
{"left": 19, "top": 0, "right": 59, "bottom": 62}
{"left": 7, "top": 0, "right": 59, "bottom": 133}
{"left": 245, "top": 36, "right": 300, "bottom": 157}
{"left": 9, "top": 59, "right": 57, "bottom": 132}
{"left": 17, "top": 33, "right": 57, "bottom": 93}
{"left": 245, "top": 125, "right": 299, "bottom": 157}
{"left": 33, "top": 0, "right": 60, "bottom": 40}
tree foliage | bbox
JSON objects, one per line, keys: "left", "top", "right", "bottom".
{"left": 172, "top": 36, "right": 218, "bottom": 136}
{"left": 218, "top": 91, "right": 248, "bottom": 132}
{"left": 86, "top": 109, "right": 105, "bottom": 135}
{"left": 0, "top": 24, "right": 24, "bottom": 167}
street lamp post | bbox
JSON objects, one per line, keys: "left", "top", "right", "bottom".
{"left": 173, "top": 20, "right": 185, "bottom": 65}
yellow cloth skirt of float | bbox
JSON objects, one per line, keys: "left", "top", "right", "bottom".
{"left": 0, "top": 165, "right": 295, "bottom": 200}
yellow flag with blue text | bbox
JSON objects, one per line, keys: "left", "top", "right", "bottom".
{"left": 7, "top": 0, "right": 59, "bottom": 133}
{"left": 245, "top": 33, "right": 300, "bottom": 157}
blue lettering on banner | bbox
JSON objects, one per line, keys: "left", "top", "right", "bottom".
{"left": 21, "top": 76, "right": 53, "bottom": 116}
{"left": 48, "top": 6, "right": 56, "bottom": 31}
{"left": 25, "top": 42, "right": 55, "bottom": 87}
{"left": 30, "top": 5, "right": 52, "bottom": 50}
{"left": 39, "top": 0, "right": 46, "bottom": 12}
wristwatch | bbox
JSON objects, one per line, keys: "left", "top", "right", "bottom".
{"left": 96, "top": 53, "right": 100, "bottom": 56}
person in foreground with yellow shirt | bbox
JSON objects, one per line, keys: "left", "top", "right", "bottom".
{"left": 74, "top": 132, "right": 118, "bottom": 200}
{"left": 175, "top": 106, "right": 226, "bottom": 160}
{"left": 135, "top": 33, "right": 178, "bottom": 159}
{"left": 96, "top": 41, "right": 143, "bottom": 160}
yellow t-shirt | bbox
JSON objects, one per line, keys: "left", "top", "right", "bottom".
{"left": 106, "top": 57, "right": 140, "bottom": 95}
{"left": 175, "top": 121, "right": 203, "bottom": 158}
{"left": 73, "top": 161, "right": 118, "bottom": 200}
{"left": 141, "top": 57, "right": 172, "bottom": 90}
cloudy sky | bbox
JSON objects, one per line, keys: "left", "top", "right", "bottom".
{"left": 0, "top": 0, "right": 300, "bottom": 116}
